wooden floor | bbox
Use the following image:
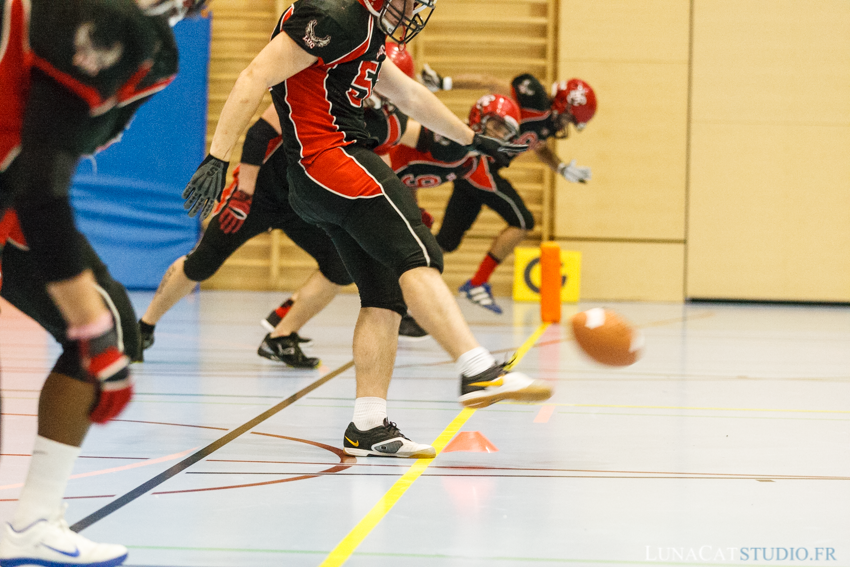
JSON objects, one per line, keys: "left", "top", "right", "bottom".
{"left": 1, "top": 291, "right": 849, "bottom": 566}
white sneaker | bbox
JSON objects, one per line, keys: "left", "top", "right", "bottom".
{"left": 459, "top": 365, "right": 553, "bottom": 408}
{"left": 343, "top": 419, "right": 436, "bottom": 459}
{"left": 0, "top": 505, "right": 128, "bottom": 567}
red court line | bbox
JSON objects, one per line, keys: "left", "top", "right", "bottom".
{"left": 534, "top": 405, "right": 555, "bottom": 423}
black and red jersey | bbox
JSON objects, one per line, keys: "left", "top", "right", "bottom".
{"left": 364, "top": 101, "right": 408, "bottom": 155}
{"left": 510, "top": 73, "right": 557, "bottom": 151}
{"left": 388, "top": 128, "right": 500, "bottom": 192}
{"left": 271, "top": 0, "right": 387, "bottom": 167}
{"left": 0, "top": 0, "right": 177, "bottom": 170}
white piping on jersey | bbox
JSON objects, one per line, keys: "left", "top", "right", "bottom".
{"left": 116, "top": 80, "right": 171, "bottom": 107}
{"left": 93, "top": 283, "right": 124, "bottom": 352}
{"left": 0, "top": 0, "right": 28, "bottom": 63}
{"left": 324, "top": 16, "right": 373, "bottom": 67}
{"left": 392, "top": 154, "right": 471, "bottom": 174}
{"left": 1, "top": 145, "right": 20, "bottom": 172}
{"left": 492, "top": 185, "right": 527, "bottom": 229}
{"left": 340, "top": 146, "right": 431, "bottom": 266}
{"left": 463, "top": 157, "right": 499, "bottom": 192}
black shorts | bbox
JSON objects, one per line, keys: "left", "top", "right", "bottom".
{"left": 287, "top": 144, "right": 443, "bottom": 316}
{"left": 435, "top": 172, "right": 535, "bottom": 253}
{"left": 0, "top": 235, "right": 140, "bottom": 381}
{"left": 182, "top": 153, "right": 352, "bottom": 286}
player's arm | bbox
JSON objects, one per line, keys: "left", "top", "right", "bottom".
{"left": 535, "top": 143, "right": 591, "bottom": 184}
{"left": 376, "top": 59, "right": 474, "bottom": 146}
{"left": 420, "top": 65, "right": 512, "bottom": 97}
{"left": 398, "top": 118, "right": 422, "bottom": 148}
{"left": 209, "top": 35, "right": 315, "bottom": 161}
{"left": 236, "top": 104, "right": 282, "bottom": 197}
{"left": 183, "top": 33, "right": 316, "bottom": 219}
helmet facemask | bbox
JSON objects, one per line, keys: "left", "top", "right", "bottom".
{"left": 477, "top": 116, "right": 519, "bottom": 143}
{"left": 373, "top": 0, "right": 436, "bottom": 45}
{"left": 141, "top": 0, "right": 208, "bottom": 26}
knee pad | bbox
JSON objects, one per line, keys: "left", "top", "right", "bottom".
{"left": 435, "top": 227, "right": 463, "bottom": 253}
{"left": 183, "top": 242, "right": 227, "bottom": 282}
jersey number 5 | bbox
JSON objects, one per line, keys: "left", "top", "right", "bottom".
{"left": 347, "top": 61, "right": 380, "bottom": 107}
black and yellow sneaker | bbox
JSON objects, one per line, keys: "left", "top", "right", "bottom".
{"left": 343, "top": 419, "right": 436, "bottom": 458}
{"left": 459, "top": 362, "right": 553, "bottom": 408}
{"left": 398, "top": 312, "right": 429, "bottom": 342}
{"left": 257, "top": 334, "right": 320, "bottom": 369}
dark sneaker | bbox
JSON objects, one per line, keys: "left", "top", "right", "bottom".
{"left": 133, "top": 319, "right": 155, "bottom": 363}
{"left": 458, "top": 279, "right": 503, "bottom": 314}
{"left": 459, "top": 362, "right": 553, "bottom": 408}
{"left": 398, "top": 313, "right": 429, "bottom": 341}
{"left": 257, "top": 334, "right": 320, "bottom": 369}
{"left": 343, "top": 419, "right": 436, "bottom": 458}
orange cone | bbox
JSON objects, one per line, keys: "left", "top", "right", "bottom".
{"left": 443, "top": 431, "right": 499, "bottom": 453}
{"left": 540, "top": 241, "right": 561, "bottom": 323}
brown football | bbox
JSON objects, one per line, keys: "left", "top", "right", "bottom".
{"left": 570, "top": 308, "right": 643, "bottom": 366}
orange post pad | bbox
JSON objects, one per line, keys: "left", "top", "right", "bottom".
{"left": 539, "top": 241, "right": 561, "bottom": 323}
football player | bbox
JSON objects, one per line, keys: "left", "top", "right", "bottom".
{"left": 181, "top": 0, "right": 552, "bottom": 459}
{"left": 420, "top": 66, "right": 596, "bottom": 313}
{"left": 139, "top": 40, "right": 418, "bottom": 367}
{"left": 0, "top": 1, "right": 204, "bottom": 565}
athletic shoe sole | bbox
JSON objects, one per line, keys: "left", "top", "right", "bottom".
{"left": 343, "top": 446, "right": 436, "bottom": 459}
{"left": 459, "top": 372, "right": 553, "bottom": 409}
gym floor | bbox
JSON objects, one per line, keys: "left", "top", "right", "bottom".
{"left": 2, "top": 290, "right": 849, "bottom": 567}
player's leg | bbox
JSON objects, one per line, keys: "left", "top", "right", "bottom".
{"left": 460, "top": 175, "right": 534, "bottom": 314}
{"left": 0, "top": 244, "right": 132, "bottom": 566}
{"left": 293, "top": 146, "right": 552, "bottom": 409}
{"left": 137, "top": 194, "right": 276, "bottom": 359}
{"left": 257, "top": 191, "right": 355, "bottom": 368}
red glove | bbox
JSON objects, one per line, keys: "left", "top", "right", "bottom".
{"left": 68, "top": 313, "right": 133, "bottom": 424}
{"left": 420, "top": 208, "right": 434, "bottom": 229}
{"left": 219, "top": 189, "right": 252, "bottom": 234}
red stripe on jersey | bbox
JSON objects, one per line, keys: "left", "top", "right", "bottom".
{"left": 0, "top": 0, "right": 30, "bottom": 169}
{"left": 275, "top": 5, "right": 295, "bottom": 36}
{"left": 519, "top": 106, "right": 550, "bottom": 122}
{"left": 117, "top": 63, "right": 175, "bottom": 106}
{"left": 304, "top": 146, "right": 382, "bottom": 198}
{"left": 0, "top": 209, "right": 26, "bottom": 247}
{"left": 325, "top": 16, "right": 373, "bottom": 66}
{"left": 29, "top": 53, "right": 111, "bottom": 113}
{"left": 284, "top": 66, "right": 349, "bottom": 162}
{"left": 374, "top": 110, "right": 401, "bottom": 155}
{"left": 264, "top": 135, "right": 283, "bottom": 161}
{"left": 464, "top": 156, "right": 498, "bottom": 192}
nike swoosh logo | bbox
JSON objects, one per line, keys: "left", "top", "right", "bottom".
{"left": 43, "top": 543, "right": 81, "bottom": 558}
{"left": 345, "top": 436, "right": 359, "bottom": 447}
{"left": 469, "top": 378, "right": 503, "bottom": 388}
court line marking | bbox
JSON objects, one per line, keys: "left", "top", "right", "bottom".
{"left": 534, "top": 404, "right": 555, "bottom": 423}
{"left": 70, "top": 360, "right": 354, "bottom": 533}
{"left": 0, "top": 448, "right": 197, "bottom": 491}
{"left": 319, "top": 322, "right": 551, "bottom": 567}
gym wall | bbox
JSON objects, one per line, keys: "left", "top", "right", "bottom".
{"left": 204, "top": 0, "right": 850, "bottom": 303}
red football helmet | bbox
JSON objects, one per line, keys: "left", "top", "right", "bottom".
{"left": 468, "top": 94, "right": 521, "bottom": 142}
{"left": 386, "top": 40, "right": 415, "bottom": 79}
{"left": 363, "top": 0, "right": 436, "bottom": 45}
{"left": 141, "top": 0, "right": 208, "bottom": 25}
{"left": 550, "top": 79, "right": 597, "bottom": 138}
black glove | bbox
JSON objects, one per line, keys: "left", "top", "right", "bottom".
{"left": 469, "top": 134, "right": 528, "bottom": 168}
{"left": 183, "top": 154, "right": 229, "bottom": 219}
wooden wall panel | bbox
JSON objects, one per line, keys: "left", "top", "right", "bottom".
{"left": 556, "top": 241, "right": 685, "bottom": 302}
{"left": 687, "top": 0, "right": 850, "bottom": 301}
{"left": 553, "top": 0, "right": 689, "bottom": 300}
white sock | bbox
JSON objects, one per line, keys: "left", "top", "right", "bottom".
{"left": 12, "top": 436, "right": 81, "bottom": 530}
{"left": 353, "top": 397, "right": 387, "bottom": 430}
{"left": 456, "top": 347, "right": 497, "bottom": 378}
